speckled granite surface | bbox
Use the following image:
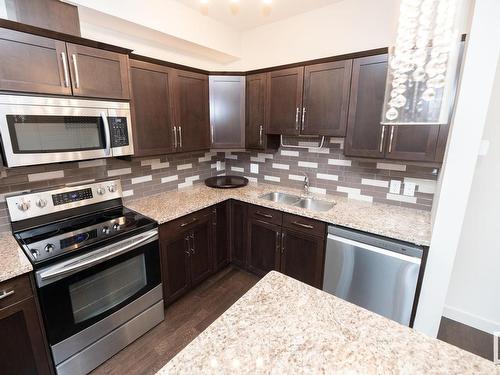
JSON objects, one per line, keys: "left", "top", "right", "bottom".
{"left": 158, "top": 271, "right": 498, "bottom": 375}
{"left": 126, "top": 182, "right": 432, "bottom": 246}
{"left": 0, "top": 232, "right": 31, "bottom": 283}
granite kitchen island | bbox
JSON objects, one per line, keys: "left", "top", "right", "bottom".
{"left": 158, "top": 271, "right": 498, "bottom": 375}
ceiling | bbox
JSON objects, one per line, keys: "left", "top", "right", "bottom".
{"left": 174, "top": 0, "right": 345, "bottom": 31}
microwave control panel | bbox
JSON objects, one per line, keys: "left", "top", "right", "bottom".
{"left": 109, "top": 117, "right": 129, "bottom": 147}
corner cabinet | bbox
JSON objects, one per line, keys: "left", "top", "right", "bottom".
{"left": 345, "top": 54, "right": 448, "bottom": 162}
{"left": 0, "top": 274, "right": 53, "bottom": 375}
{"left": 0, "top": 27, "right": 130, "bottom": 99}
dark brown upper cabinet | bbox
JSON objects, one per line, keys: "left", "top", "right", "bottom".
{"left": 0, "top": 27, "right": 130, "bottom": 99}
{"left": 172, "top": 69, "right": 210, "bottom": 152}
{"left": 384, "top": 125, "right": 441, "bottom": 162}
{"left": 66, "top": 43, "right": 130, "bottom": 100}
{"left": 130, "top": 60, "right": 174, "bottom": 157}
{"left": 267, "top": 67, "right": 304, "bottom": 135}
{"left": 0, "top": 28, "right": 72, "bottom": 95}
{"left": 302, "top": 60, "right": 352, "bottom": 136}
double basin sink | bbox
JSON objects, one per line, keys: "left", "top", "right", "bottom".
{"left": 259, "top": 192, "right": 335, "bottom": 212}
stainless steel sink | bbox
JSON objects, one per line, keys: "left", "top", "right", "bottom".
{"left": 293, "top": 197, "right": 335, "bottom": 212}
{"left": 259, "top": 192, "right": 301, "bottom": 205}
{"left": 259, "top": 192, "right": 335, "bottom": 212}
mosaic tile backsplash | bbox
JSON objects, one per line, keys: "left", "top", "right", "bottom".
{"left": 0, "top": 137, "right": 439, "bottom": 233}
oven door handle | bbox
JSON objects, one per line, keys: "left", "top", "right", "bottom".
{"left": 101, "top": 112, "right": 111, "bottom": 156}
{"left": 38, "top": 230, "right": 158, "bottom": 284}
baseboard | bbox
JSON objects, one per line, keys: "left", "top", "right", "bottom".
{"left": 443, "top": 305, "right": 500, "bottom": 334}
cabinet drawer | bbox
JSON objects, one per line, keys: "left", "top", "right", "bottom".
{"left": 282, "top": 214, "right": 326, "bottom": 237}
{"left": 0, "top": 274, "right": 33, "bottom": 310}
{"left": 248, "top": 205, "right": 283, "bottom": 226}
{"left": 162, "top": 207, "right": 212, "bottom": 237}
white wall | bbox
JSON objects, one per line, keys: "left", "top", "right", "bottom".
{"left": 413, "top": 0, "right": 500, "bottom": 336}
{"left": 443, "top": 58, "right": 500, "bottom": 334}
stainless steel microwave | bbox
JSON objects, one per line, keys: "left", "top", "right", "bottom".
{"left": 0, "top": 94, "right": 134, "bottom": 167}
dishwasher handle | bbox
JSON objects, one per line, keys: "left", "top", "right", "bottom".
{"left": 327, "top": 234, "right": 421, "bottom": 265}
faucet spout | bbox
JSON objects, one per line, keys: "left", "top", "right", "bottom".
{"left": 303, "top": 172, "right": 310, "bottom": 195}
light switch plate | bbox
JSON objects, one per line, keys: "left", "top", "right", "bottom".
{"left": 403, "top": 182, "right": 416, "bottom": 196}
{"left": 389, "top": 180, "right": 402, "bottom": 194}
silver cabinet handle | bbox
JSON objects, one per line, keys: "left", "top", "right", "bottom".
{"left": 179, "top": 125, "right": 183, "bottom": 149}
{"left": 0, "top": 290, "right": 15, "bottom": 300}
{"left": 275, "top": 231, "right": 280, "bottom": 253}
{"left": 292, "top": 221, "right": 314, "bottom": 229}
{"left": 101, "top": 113, "right": 111, "bottom": 156}
{"left": 388, "top": 126, "right": 395, "bottom": 153}
{"left": 180, "top": 217, "right": 197, "bottom": 227}
{"left": 301, "top": 107, "right": 306, "bottom": 131}
{"left": 379, "top": 126, "right": 386, "bottom": 153}
{"left": 173, "top": 126, "right": 178, "bottom": 149}
{"left": 259, "top": 125, "right": 263, "bottom": 146}
{"left": 281, "top": 232, "right": 285, "bottom": 254}
{"left": 184, "top": 236, "right": 191, "bottom": 256}
{"left": 190, "top": 233, "right": 195, "bottom": 255}
{"left": 61, "top": 52, "right": 70, "bottom": 87}
{"left": 71, "top": 54, "right": 80, "bottom": 89}
{"left": 295, "top": 107, "right": 300, "bottom": 130}
{"left": 211, "top": 124, "right": 215, "bottom": 144}
{"left": 255, "top": 211, "right": 272, "bottom": 219}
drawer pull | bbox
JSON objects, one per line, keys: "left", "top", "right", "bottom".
{"left": 292, "top": 221, "right": 314, "bottom": 229}
{"left": 0, "top": 290, "right": 15, "bottom": 300}
{"left": 255, "top": 211, "right": 272, "bottom": 219}
{"left": 180, "top": 218, "right": 198, "bottom": 227}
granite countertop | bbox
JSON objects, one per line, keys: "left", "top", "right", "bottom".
{"left": 159, "top": 271, "right": 498, "bottom": 375}
{"left": 126, "top": 182, "right": 432, "bottom": 246}
{"left": 0, "top": 232, "right": 32, "bottom": 283}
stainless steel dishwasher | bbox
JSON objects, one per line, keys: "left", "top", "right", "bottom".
{"left": 323, "top": 226, "right": 424, "bottom": 326}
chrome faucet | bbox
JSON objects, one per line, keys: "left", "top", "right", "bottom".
{"left": 303, "top": 172, "right": 310, "bottom": 195}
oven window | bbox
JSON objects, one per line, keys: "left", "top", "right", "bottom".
{"left": 6, "top": 115, "right": 105, "bottom": 153}
{"left": 69, "top": 254, "right": 147, "bottom": 324}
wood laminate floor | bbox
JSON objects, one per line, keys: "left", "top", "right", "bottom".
{"left": 91, "top": 266, "right": 260, "bottom": 375}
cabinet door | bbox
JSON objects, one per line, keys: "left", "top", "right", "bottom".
{"left": 302, "top": 60, "right": 352, "bottom": 136}
{"left": 189, "top": 216, "right": 213, "bottom": 287}
{"left": 246, "top": 73, "right": 267, "bottom": 149}
{"left": 0, "top": 28, "right": 72, "bottom": 95}
{"left": 160, "top": 229, "right": 191, "bottom": 304}
{"left": 173, "top": 70, "right": 210, "bottom": 152}
{"left": 248, "top": 219, "right": 281, "bottom": 277}
{"left": 130, "top": 60, "right": 175, "bottom": 156}
{"left": 209, "top": 76, "right": 245, "bottom": 148}
{"left": 213, "top": 203, "right": 230, "bottom": 272}
{"left": 344, "top": 54, "right": 388, "bottom": 158}
{"left": 0, "top": 296, "right": 52, "bottom": 375}
{"left": 267, "top": 67, "right": 304, "bottom": 135}
{"left": 230, "top": 200, "right": 248, "bottom": 268}
{"left": 66, "top": 43, "right": 130, "bottom": 99}
{"left": 384, "top": 125, "right": 441, "bottom": 162}
{"left": 281, "top": 229, "right": 325, "bottom": 289}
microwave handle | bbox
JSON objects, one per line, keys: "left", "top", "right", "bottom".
{"left": 101, "top": 113, "right": 111, "bottom": 156}
{"left": 38, "top": 229, "right": 158, "bottom": 283}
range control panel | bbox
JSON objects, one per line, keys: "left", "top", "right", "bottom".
{"left": 109, "top": 117, "right": 130, "bottom": 147}
{"left": 6, "top": 180, "right": 123, "bottom": 222}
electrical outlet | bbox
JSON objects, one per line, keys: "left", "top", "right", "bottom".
{"left": 403, "top": 182, "right": 416, "bottom": 196}
{"left": 250, "top": 163, "right": 259, "bottom": 174}
{"left": 389, "top": 180, "right": 402, "bottom": 194}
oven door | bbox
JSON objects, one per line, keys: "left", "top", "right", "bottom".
{"left": 35, "top": 229, "right": 161, "bottom": 352}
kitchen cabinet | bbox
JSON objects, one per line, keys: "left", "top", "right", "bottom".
{"left": 0, "top": 274, "right": 52, "bottom": 375}
{"left": 230, "top": 200, "right": 248, "bottom": 268}
{"left": 65, "top": 43, "right": 130, "bottom": 100}
{"left": 345, "top": 54, "right": 444, "bottom": 162}
{"left": 245, "top": 73, "right": 280, "bottom": 150}
{"left": 0, "top": 27, "right": 130, "bottom": 99}
{"left": 130, "top": 60, "right": 175, "bottom": 156}
{"left": 209, "top": 75, "right": 245, "bottom": 149}
{"left": 212, "top": 202, "right": 230, "bottom": 272}
{"left": 160, "top": 209, "right": 213, "bottom": 304}
{"left": 172, "top": 69, "right": 210, "bottom": 152}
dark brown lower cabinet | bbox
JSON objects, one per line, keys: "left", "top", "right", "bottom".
{"left": 213, "top": 202, "right": 230, "bottom": 272}
{"left": 230, "top": 200, "right": 248, "bottom": 267}
{"left": 160, "top": 209, "right": 213, "bottom": 304}
{"left": 0, "top": 275, "right": 52, "bottom": 375}
{"left": 248, "top": 219, "right": 281, "bottom": 276}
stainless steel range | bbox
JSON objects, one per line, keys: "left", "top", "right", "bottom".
{"left": 6, "top": 180, "right": 163, "bottom": 375}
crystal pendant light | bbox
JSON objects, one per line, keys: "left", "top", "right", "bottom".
{"left": 381, "top": 0, "right": 463, "bottom": 126}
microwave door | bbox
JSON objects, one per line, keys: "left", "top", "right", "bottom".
{"left": 0, "top": 104, "right": 110, "bottom": 167}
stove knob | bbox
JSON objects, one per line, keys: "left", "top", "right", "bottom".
{"left": 96, "top": 187, "right": 106, "bottom": 195}
{"left": 17, "top": 201, "right": 30, "bottom": 211}
{"left": 107, "top": 184, "right": 117, "bottom": 193}
{"left": 113, "top": 223, "right": 120, "bottom": 231}
{"left": 36, "top": 198, "right": 47, "bottom": 208}
{"left": 102, "top": 226, "right": 110, "bottom": 234}
{"left": 44, "top": 244, "right": 55, "bottom": 253}
{"left": 30, "top": 249, "right": 40, "bottom": 260}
